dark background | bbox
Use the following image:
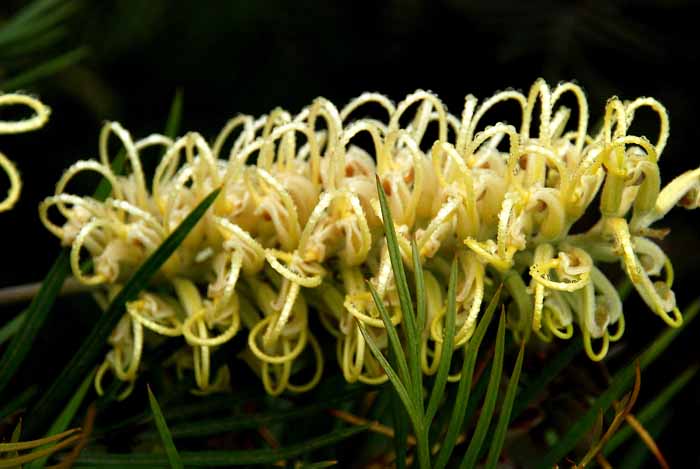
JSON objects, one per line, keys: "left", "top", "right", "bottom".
{"left": 1, "top": 0, "right": 699, "bottom": 466}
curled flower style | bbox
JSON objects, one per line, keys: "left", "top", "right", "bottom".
{"left": 1, "top": 93, "right": 50, "bottom": 212}
{"left": 41, "top": 79, "right": 700, "bottom": 398}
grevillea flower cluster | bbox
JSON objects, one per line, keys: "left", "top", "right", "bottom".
{"left": 40, "top": 80, "right": 700, "bottom": 398}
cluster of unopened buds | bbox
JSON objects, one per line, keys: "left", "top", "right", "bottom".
{"left": 39, "top": 79, "right": 700, "bottom": 398}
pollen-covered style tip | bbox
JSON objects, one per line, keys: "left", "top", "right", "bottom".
{"left": 39, "top": 80, "right": 700, "bottom": 398}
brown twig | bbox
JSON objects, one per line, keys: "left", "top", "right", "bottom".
{"left": 326, "top": 408, "right": 417, "bottom": 446}
{"left": 0, "top": 277, "right": 91, "bottom": 305}
{"left": 49, "top": 403, "right": 96, "bottom": 469}
{"left": 624, "top": 413, "right": 670, "bottom": 469}
{"left": 595, "top": 452, "right": 613, "bottom": 469}
{"left": 258, "top": 425, "right": 280, "bottom": 449}
{"left": 578, "top": 360, "right": 642, "bottom": 467}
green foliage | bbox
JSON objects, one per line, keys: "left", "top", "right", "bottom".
{"left": 141, "top": 386, "right": 366, "bottom": 440}
{"left": 484, "top": 341, "right": 525, "bottom": 469}
{"left": 605, "top": 364, "right": 698, "bottom": 456}
{"left": 73, "top": 425, "right": 368, "bottom": 467}
{"left": 433, "top": 286, "right": 502, "bottom": 469}
{"left": 358, "top": 177, "right": 527, "bottom": 468}
{"left": 147, "top": 385, "right": 183, "bottom": 469}
{"left": 0, "top": 311, "right": 24, "bottom": 346}
{"left": 0, "top": 251, "right": 70, "bottom": 395}
{"left": 460, "top": 312, "right": 507, "bottom": 469}
{"left": 27, "top": 370, "right": 95, "bottom": 469}
{"left": 537, "top": 300, "right": 700, "bottom": 468}
{"left": 0, "top": 0, "right": 87, "bottom": 88}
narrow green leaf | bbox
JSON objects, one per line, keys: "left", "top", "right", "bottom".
{"left": 425, "top": 259, "right": 457, "bottom": 425}
{"left": 24, "top": 187, "right": 221, "bottom": 437}
{"left": 389, "top": 346, "right": 409, "bottom": 469}
{"left": 375, "top": 176, "right": 421, "bottom": 398}
{"left": 536, "top": 298, "right": 700, "bottom": 468}
{"left": 459, "top": 310, "right": 507, "bottom": 469}
{"left": 484, "top": 341, "right": 525, "bottom": 469}
{"left": 511, "top": 338, "right": 581, "bottom": 420}
{"left": 411, "top": 239, "right": 426, "bottom": 335}
{"left": 500, "top": 269, "right": 532, "bottom": 342}
{"left": 407, "top": 239, "right": 426, "bottom": 408}
{"left": 147, "top": 386, "right": 183, "bottom": 469}
{"left": 11, "top": 419, "right": 22, "bottom": 442}
{"left": 142, "top": 386, "right": 366, "bottom": 440}
{"left": 367, "top": 269, "right": 431, "bottom": 469}
{"left": 95, "top": 387, "right": 263, "bottom": 435}
{"left": 461, "top": 361, "right": 490, "bottom": 431}
{"left": 164, "top": 89, "right": 184, "bottom": 139}
{"left": 0, "top": 0, "right": 76, "bottom": 46}
{"left": 367, "top": 282, "right": 411, "bottom": 397}
{"left": 0, "top": 26, "right": 67, "bottom": 59}
{"left": 0, "top": 311, "right": 24, "bottom": 345}
{"left": 357, "top": 323, "right": 417, "bottom": 428}
{"left": 0, "top": 0, "right": 65, "bottom": 30}
{"left": 1, "top": 47, "right": 89, "bottom": 90}
{"left": 1, "top": 421, "right": 22, "bottom": 465}
{"left": 75, "top": 425, "right": 368, "bottom": 466}
{"left": 434, "top": 285, "right": 502, "bottom": 469}
{"left": 605, "top": 365, "right": 698, "bottom": 456}
{"left": 0, "top": 251, "right": 69, "bottom": 395}
{"left": 27, "top": 369, "right": 95, "bottom": 469}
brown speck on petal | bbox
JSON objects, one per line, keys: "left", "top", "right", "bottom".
{"left": 382, "top": 178, "right": 393, "bottom": 196}
{"left": 519, "top": 155, "right": 528, "bottom": 169}
{"left": 403, "top": 166, "right": 415, "bottom": 184}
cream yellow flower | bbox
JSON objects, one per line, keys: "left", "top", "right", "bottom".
{"left": 41, "top": 79, "right": 699, "bottom": 398}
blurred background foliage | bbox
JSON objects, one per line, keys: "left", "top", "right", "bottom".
{"left": 1, "top": 0, "right": 699, "bottom": 467}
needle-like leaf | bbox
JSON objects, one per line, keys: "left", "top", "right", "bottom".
{"left": 425, "top": 259, "right": 457, "bottom": 425}
{"left": 434, "top": 285, "right": 501, "bottom": 469}
{"left": 366, "top": 282, "right": 412, "bottom": 395}
{"left": 0, "top": 251, "right": 69, "bottom": 395}
{"left": 74, "top": 425, "right": 368, "bottom": 467}
{"left": 389, "top": 346, "right": 409, "bottom": 469}
{"left": 459, "top": 310, "right": 507, "bottom": 469}
{"left": 147, "top": 386, "right": 183, "bottom": 469}
{"left": 484, "top": 341, "right": 525, "bottom": 469}
{"left": 0, "top": 311, "right": 24, "bottom": 346}
{"left": 357, "top": 322, "right": 416, "bottom": 429}
{"left": 0, "top": 47, "right": 89, "bottom": 90}
{"left": 375, "top": 176, "right": 421, "bottom": 399}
